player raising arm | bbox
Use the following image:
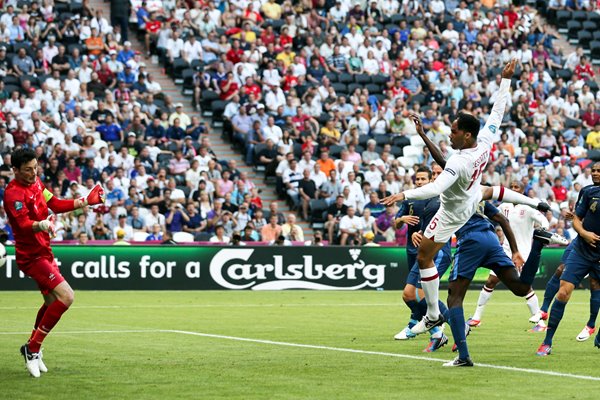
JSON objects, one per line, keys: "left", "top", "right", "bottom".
{"left": 381, "top": 60, "right": 549, "bottom": 335}
{"left": 4, "top": 149, "right": 105, "bottom": 378}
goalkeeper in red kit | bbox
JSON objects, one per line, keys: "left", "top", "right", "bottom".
{"left": 4, "top": 149, "right": 105, "bottom": 378}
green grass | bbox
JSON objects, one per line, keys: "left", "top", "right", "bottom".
{"left": 0, "top": 290, "right": 598, "bottom": 399}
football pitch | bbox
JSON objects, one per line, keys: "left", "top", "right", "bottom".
{"left": 1, "top": 290, "right": 599, "bottom": 399}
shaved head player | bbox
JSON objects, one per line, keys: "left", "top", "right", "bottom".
{"left": 5, "top": 148, "right": 105, "bottom": 377}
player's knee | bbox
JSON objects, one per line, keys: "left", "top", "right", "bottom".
{"left": 58, "top": 289, "right": 75, "bottom": 307}
{"left": 416, "top": 253, "right": 430, "bottom": 269}
{"left": 402, "top": 288, "right": 415, "bottom": 303}
{"left": 485, "top": 277, "right": 499, "bottom": 288}
{"left": 556, "top": 286, "right": 572, "bottom": 302}
{"left": 590, "top": 279, "right": 600, "bottom": 291}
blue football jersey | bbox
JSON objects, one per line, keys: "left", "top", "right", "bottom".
{"left": 455, "top": 201, "right": 499, "bottom": 240}
{"left": 574, "top": 185, "right": 600, "bottom": 261}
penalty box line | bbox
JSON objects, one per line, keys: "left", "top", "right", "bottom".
{"left": 0, "top": 329, "right": 599, "bottom": 382}
{"left": 165, "top": 329, "right": 600, "bottom": 383}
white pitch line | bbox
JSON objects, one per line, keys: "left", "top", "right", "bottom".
{"left": 0, "top": 329, "right": 163, "bottom": 335}
{"left": 165, "top": 329, "right": 600, "bottom": 383}
{"left": 0, "top": 302, "right": 590, "bottom": 310}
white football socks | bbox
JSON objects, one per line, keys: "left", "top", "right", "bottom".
{"left": 419, "top": 266, "right": 440, "bottom": 320}
{"left": 472, "top": 286, "right": 494, "bottom": 321}
{"left": 492, "top": 187, "right": 540, "bottom": 208}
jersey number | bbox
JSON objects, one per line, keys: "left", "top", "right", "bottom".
{"left": 428, "top": 216, "right": 439, "bottom": 231}
{"left": 467, "top": 164, "right": 487, "bottom": 190}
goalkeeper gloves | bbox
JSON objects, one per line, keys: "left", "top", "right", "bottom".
{"left": 79, "top": 184, "right": 106, "bottom": 207}
{"left": 38, "top": 215, "right": 56, "bottom": 238}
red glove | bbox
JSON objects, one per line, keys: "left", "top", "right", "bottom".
{"left": 80, "top": 184, "right": 106, "bottom": 207}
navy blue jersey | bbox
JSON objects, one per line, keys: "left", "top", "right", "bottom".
{"left": 397, "top": 199, "right": 427, "bottom": 254}
{"left": 455, "top": 201, "right": 499, "bottom": 240}
{"left": 574, "top": 185, "right": 600, "bottom": 261}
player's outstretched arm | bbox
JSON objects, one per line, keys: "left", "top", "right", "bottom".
{"left": 409, "top": 111, "right": 446, "bottom": 168}
{"left": 478, "top": 59, "right": 516, "bottom": 148}
{"left": 382, "top": 165, "right": 460, "bottom": 206}
{"left": 46, "top": 184, "right": 106, "bottom": 214}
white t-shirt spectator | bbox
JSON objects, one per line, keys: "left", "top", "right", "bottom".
{"left": 339, "top": 214, "right": 363, "bottom": 234}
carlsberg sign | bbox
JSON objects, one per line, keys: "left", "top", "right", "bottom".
{"left": 210, "top": 248, "right": 386, "bottom": 290}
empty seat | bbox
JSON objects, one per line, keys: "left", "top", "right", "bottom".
{"left": 567, "top": 21, "right": 582, "bottom": 40}
{"left": 173, "top": 232, "right": 194, "bottom": 243}
{"left": 578, "top": 31, "right": 593, "bottom": 48}
{"left": 338, "top": 73, "right": 353, "bottom": 84}
{"left": 354, "top": 74, "right": 371, "bottom": 84}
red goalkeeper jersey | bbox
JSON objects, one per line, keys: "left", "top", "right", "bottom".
{"left": 5, "top": 177, "right": 53, "bottom": 265}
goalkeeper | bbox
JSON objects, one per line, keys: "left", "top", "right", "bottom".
{"left": 4, "top": 148, "right": 105, "bottom": 378}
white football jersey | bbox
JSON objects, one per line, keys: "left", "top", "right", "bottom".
{"left": 403, "top": 78, "right": 511, "bottom": 224}
{"left": 499, "top": 203, "right": 549, "bottom": 260}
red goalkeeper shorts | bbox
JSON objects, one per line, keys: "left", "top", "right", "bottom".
{"left": 19, "top": 257, "right": 65, "bottom": 295}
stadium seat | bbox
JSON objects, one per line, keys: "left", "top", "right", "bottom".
{"left": 398, "top": 156, "right": 416, "bottom": 168}
{"left": 190, "top": 59, "right": 204, "bottom": 71}
{"left": 354, "top": 74, "right": 371, "bottom": 84}
{"left": 555, "top": 69, "right": 572, "bottom": 81}
{"left": 171, "top": 58, "right": 189, "bottom": 84}
{"left": 329, "top": 144, "right": 344, "bottom": 158}
{"left": 390, "top": 145, "right": 403, "bottom": 157}
{"left": 309, "top": 199, "right": 328, "bottom": 224}
{"left": 358, "top": 134, "right": 370, "bottom": 146}
{"left": 567, "top": 21, "right": 582, "bottom": 40}
{"left": 366, "top": 84, "right": 382, "bottom": 94}
{"left": 402, "top": 145, "right": 421, "bottom": 157}
{"left": 371, "top": 75, "right": 388, "bottom": 85}
{"left": 332, "top": 83, "right": 348, "bottom": 95}
{"left": 338, "top": 73, "right": 353, "bottom": 84}
{"left": 195, "top": 232, "right": 212, "bottom": 241}
{"left": 392, "top": 135, "right": 410, "bottom": 148}
{"left": 590, "top": 41, "right": 600, "bottom": 61}
{"left": 556, "top": 10, "right": 571, "bottom": 30}
{"left": 133, "top": 232, "right": 149, "bottom": 242}
{"left": 181, "top": 69, "right": 195, "bottom": 96}
{"left": 325, "top": 72, "right": 338, "bottom": 82}
{"left": 201, "top": 90, "right": 220, "bottom": 114}
{"left": 583, "top": 21, "right": 597, "bottom": 32}
{"left": 348, "top": 83, "right": 362, "bottom": 93}
{"left": 374, "top": 135, "right": 390, "bottom": 146}
{"left": 589, "top": 13, "right": 600, "bottom": 23}
{"left": 211, "top": 101, "right": 226, "bottom": 122}
{"left": 173, "top": 232, "right": 194, "bottom": 243}
{"left": 410, "top": 135, "right": 425, "bottom": 148}
{"left": 578, "top": 31, "right": 593, "bottom": 48}
{"left": 572, "top": 10, "right": 588, "bottom": 22}
{"left": 410, "top": 94, "right": 426, "bottom": 106}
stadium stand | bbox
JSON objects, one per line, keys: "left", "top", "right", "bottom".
{"left": 0, "top": 0, "right": 596, "bottom": 246}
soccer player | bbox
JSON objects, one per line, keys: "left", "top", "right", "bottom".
{"left": 443, "top": 200, "right": 560, "bottom": 366}
{"left": 468, "top": 180, "right": 562, "bottom": 329}
{"left": 538, "top": 186, "right": 600, "bottom": 340}
{"left": 394, "top": 164, "right": 453, "bottom": 352}
{"left": 382, "top": 60, "right": 548, "bottom": 335}
{"left": 5, "top": 148, "right": 105, "bottom": 377}
{"left": 537, "top": 162, "right": 600, "bottom": 356}
{"left": 395, "top": 171, "right": 428, "bottom": 273}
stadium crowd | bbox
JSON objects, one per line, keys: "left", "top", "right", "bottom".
{"left": 0, "top": 0, "right": 597, "bottom": 245}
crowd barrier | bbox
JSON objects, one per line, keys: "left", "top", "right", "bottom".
{"left": 0, "top": 246, "right": 567, "bottom": 291}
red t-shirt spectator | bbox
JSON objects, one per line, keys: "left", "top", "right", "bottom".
{"left": 244, "top": 83, "right": 261, "bottom": 98}
{"left": 552, "top": 184, "right": 568, "bottom": 202}
{"left": 575, "top": 63, "right": 595, "bottom": 81}
{"left": 583, "top": 111, "right": 600, "bottom": 127}
{"left": 219, "top": 79, "right": 239, "bottom": 100}
{"left": 12, "top": 129, "right": 28, "bottom": 146}
{"left": 226, "top": 48, "right": 244, "bottom": 64}
{"left": 146, "top": 20, "right": 161, "bottom": 34}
